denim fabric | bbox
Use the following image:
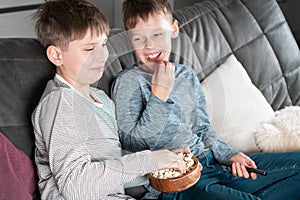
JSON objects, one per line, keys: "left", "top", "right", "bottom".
{"left": 161, "top": 151, "right": 300, "bottom": 200}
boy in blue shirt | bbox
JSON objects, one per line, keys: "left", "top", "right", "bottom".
{"left": 112, "top": 0, "right": 300, "bottom": 199}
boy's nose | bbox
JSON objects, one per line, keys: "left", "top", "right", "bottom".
{"left": 145, "top": 38, "right": 155, "bottom": 48}
{"left": 93, "top": 46, "right": 109, "bottom": 62}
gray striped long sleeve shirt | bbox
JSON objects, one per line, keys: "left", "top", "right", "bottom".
{"left": 32, "top": 74, "right": 157, "bottom": 200}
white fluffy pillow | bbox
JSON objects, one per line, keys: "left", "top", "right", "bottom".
{"left": 255, "top": 106, "right": 300, "bottom": 152}
{"left": 201, "top": 54, "right": 274, "bottom": 153}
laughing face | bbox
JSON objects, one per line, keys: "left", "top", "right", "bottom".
{"left": 128, "top": 13, "right": 178, "bottom": 73}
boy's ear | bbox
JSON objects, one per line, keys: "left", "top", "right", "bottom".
{"left": 171, "top": 19, "right": 179, "bottom": 39}
{"left": 46, "top": 45, "right": 63, "bottom": 66}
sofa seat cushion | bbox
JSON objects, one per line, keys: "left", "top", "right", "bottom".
{"left": 201, "top": 54, "right": 274, "bottom": 153}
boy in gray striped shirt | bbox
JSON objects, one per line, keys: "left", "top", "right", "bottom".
{"left": 32, "top": 0, "right": 188, "bottom": 199}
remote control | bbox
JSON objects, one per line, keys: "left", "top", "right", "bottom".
{"left": 218, "top": 161, "right": 267, "bottom": 176}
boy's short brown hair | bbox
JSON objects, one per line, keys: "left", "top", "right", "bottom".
{"left": 122, "top": 0, "right": 173, "bottom": 29}
{"left": 34, "top": 0, "right": 109, "bottom": 50}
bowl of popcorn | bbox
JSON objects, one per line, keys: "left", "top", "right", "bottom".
{"left": 148, "top": 153, "right": 201, "bottom": 192}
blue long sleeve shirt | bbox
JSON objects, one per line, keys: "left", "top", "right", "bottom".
{"left": 112, "top": 63, "right": 238, "bottom": 162}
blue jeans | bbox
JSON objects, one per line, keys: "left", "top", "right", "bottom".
{"left": 161, "top": 151, "right": 300, "bottom": 200}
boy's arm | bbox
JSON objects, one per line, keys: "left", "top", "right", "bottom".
{"left": 112, "top": 71, "right": 174, "bottom": 152}
{"left": 191, "top": 72, "right": 239, "bottom": 161}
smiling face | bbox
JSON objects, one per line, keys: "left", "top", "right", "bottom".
{"left": 48, "top": 29, "right": 109, "bottom": 88}
{"left": 128, "top": 13, "right": 178, "bottom": 73}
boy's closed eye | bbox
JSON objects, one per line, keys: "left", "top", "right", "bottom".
{"left": 132, "top": 36, "right": 146, "bottom": 42}
{"left": 84, "top": 42, "right": 107, "bottom": 51}
{"left": 153, "top": 32, "right": 164, "bottom": 37}
{"left": 85, "top": 47, "right": 95, "bottom": 51}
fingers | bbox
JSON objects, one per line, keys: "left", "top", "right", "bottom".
{"left": 183, "top": 147, "right": 191, "bottom": 154}
{"left": 230, "top": 162, "right": 258, "bottom": 180}
{"left": 153, "top": 61, "right": 174, "bottom": 83}
{"left": 164, "top": 61, "right": 175, "bottom": 75}
{"left": 239, "top": 164, "right": 249, "bottom": 178}
{"left": 151, "top": 61, "right": 175, "bottom": 101}
{"left": 162, "top": 153, "right": 186, "bottom": 174}
{"left": 231, "top": 162, "right": 247, "bottom": 178}
{"left": 153, "top": 149, "right": 186, "bottom": 173}
{"left": 198, "top": 163, "right": 203, "bottom": 171}
{"left": 250, "top": 172, "right": 257, "bottom": 180}
{"left": 229, "top": 152, "right": 260, "bottom": 179}
{"left": 173, "top": 157, "right": 187, "bottom": 174}
{"left": 231, "top": 162, "right": 237, "bottom": 176}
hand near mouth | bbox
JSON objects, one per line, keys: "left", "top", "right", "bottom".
{"left": 151, "top": 60, "right": 175, "bottom": 102}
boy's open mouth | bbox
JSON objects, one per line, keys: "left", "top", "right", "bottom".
{"left": 145, "top": 51, "right": 162, "bottom": 62}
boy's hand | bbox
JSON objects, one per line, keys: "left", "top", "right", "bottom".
{"left": 229, "top": 152, "right": 257, "bottom": 180}
{"left": 151, "top": 61, "right": 175, "bottom": 102}
{"left": 152, "top": 149, "right": 187, "bottom": 174}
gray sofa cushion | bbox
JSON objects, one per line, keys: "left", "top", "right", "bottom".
{"left": 104, "top": 0, "right": 300, "bottom": 109}
{"left": 0, "top": 38, "right": 55, "bottom": 158}
{"left": 170, "top": 0, "right": 300, "bottom": 110}
{"left": 100, "top": 0, "right": 300, "bottom": 160}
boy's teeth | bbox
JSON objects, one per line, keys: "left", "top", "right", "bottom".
{"left": 146, "top": 53, "right": 159, "bottom": 59}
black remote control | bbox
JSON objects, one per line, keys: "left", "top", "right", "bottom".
{"left": 218, "top": 161, "right": 267, "bottom": 176}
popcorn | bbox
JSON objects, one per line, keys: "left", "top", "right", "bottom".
{"left": 150, "top": 153, "right": 195, "bottom": 179}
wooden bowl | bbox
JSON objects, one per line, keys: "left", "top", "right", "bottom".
{"left": 148, "top": 156, "right": 201, "bottom": 192}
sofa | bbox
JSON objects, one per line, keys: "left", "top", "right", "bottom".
{"left": 1, "top": 0, "right": 299, "bottom": 199}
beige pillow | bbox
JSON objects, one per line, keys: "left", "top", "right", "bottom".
{"left": 255, "top": 106, "right": 300, "bottom": 152}
{"left": 201, "top": 54, "right": 274, "bottom": 153}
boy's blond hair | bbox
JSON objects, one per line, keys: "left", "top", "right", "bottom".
{"left": 122, "top": 0, "right": 173, "bottom": 29}
{"left": 34, "top": 0, "right": 109, "bottom": 50}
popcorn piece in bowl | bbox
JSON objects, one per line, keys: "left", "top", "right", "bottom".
{"left": 150, "top": 153, "right": 195, "bottom": 179}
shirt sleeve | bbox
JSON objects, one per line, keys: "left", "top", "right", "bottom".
{"left": 32, "top": 89, "right": 158, "bottom": 199}
{"left": 191, "top": 71, "right": 239, "bottom": 161}
{"left": 111, "top": 72, "right": 175, "bottom": 152}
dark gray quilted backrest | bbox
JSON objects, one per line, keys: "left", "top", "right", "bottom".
{"left": 0, "top": 38, "right": 55, "bottom": 158}
{"left": 171, "top": 0, "right": 300, "bottom": 110}
{"left": 103, "top": 0, "right": 300, "bottom": 110}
